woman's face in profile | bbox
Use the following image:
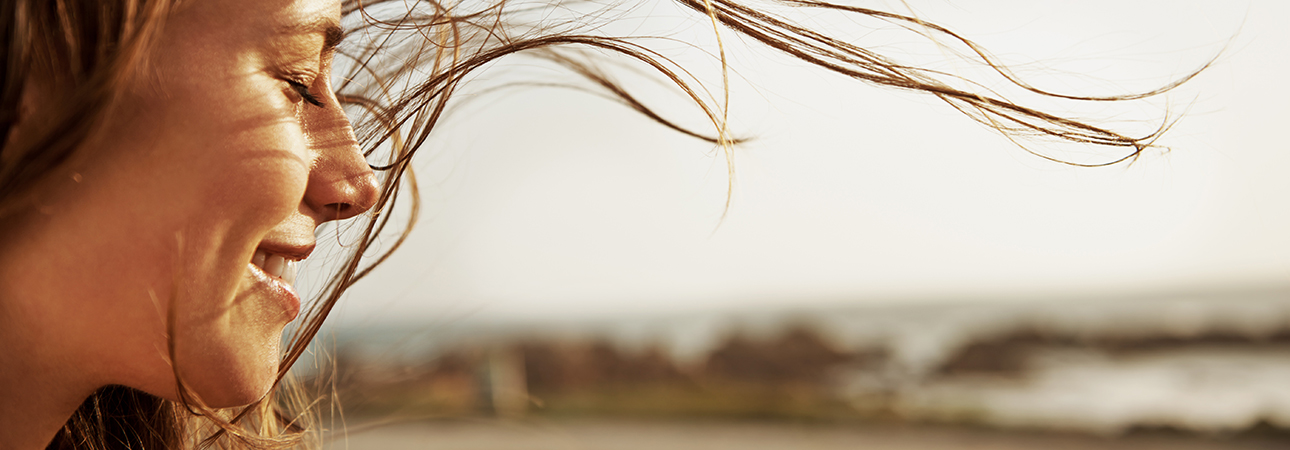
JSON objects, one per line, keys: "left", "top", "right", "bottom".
{"left": 3, "top": 0, "right": 375, "bottom": 407}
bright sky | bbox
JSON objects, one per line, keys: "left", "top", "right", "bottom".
{"left": 308, "top": 0, "right": 1288, "bottom": 325}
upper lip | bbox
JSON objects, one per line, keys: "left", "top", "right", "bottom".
{"left": 255, "top": 242, "right": 315, "bottom": 261}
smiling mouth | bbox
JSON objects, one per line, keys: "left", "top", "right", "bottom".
{"left": 251, "top": 249, "right": 300, "bottom": 285}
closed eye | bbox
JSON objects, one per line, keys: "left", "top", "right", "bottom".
{"left": 287, "top": 79, "right": 323, "bottom": 107}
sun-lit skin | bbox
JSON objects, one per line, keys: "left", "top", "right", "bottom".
{"left": 0, "top": 0, "right": 376, "bottom": 447}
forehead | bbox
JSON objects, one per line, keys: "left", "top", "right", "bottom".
{"left": 173, "top": 0, "right": 341, "bottom": 37}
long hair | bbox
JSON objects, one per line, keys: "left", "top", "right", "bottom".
{"left": 0, "top": 0, "right": 1205, "bottom": 448}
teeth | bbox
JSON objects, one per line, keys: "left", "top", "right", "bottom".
{"left": 252, "top": 250, "right": 301, "bottom": 286}
{"left": 282, "top": 259, "right": 298, "bottom": 285}
{"left": 252, "top": 250, "right": 267, "bottom": 269}
{"left": 264, "top": 254, "right": 286, "bottom": 279}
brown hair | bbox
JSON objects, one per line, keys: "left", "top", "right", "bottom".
{"left": 0, "top": 0, "right": 172, "bottom": 220}
{"left": 0, "top": 0, "right": 1204, "bottom": 448}
{"left": 2, "top": 1, "right": 183, "bottom": 445}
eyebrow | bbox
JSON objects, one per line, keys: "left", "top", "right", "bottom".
{"left": 278, "top": 16, "right": 345, "bottom": 52}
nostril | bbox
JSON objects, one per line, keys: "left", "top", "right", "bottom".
{"left": 324, "top": 203, "right": 356, "bottom": 220}
{"left": 304, "top": 171, "right": 380, "bottom": 223}
{"left": 303, "top": 146, "right": 380, "bottom": 223}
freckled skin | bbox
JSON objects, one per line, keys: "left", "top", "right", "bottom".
{"left": 0, "top": 0, "right": 378, "bottom": 416}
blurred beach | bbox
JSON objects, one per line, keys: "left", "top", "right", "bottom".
{"left": 299, "top": 286, "right": 1290, "bottom": 449}
{"left": 323, "top": 419, "right": 1288, "bottom": 450}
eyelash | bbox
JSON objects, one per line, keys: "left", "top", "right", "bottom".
{"left": 287, "top": 79, "right": 323, "bottom": 107}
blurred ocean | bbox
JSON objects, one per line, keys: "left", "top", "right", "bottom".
{"left": 321, "top": 419, "right": 1288, "bottom": 450}
{"left": 303, "top": 285, "right": 1290, "bottom": 440}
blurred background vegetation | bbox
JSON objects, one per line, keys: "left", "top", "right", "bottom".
{"left": 309, "top": 287, "right": 1290, "bottom": 449}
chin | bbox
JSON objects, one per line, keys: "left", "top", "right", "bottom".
{"left": 158, "top": 266, "right": 297, "bottom": 408}
{"left": 175, "top": 337, "right": 285, "bottom": 408}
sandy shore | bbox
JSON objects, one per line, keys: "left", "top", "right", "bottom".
{"left": 321, "top": 419, "right": 1289, "bottom": 450}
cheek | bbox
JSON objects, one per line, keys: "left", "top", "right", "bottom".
{"left": 118, "top": 69, "right": 311, "bottom": 230}
{"left": 166, "top": 83, "right": 313, "bottom": 230}
{"left": 178, "top": 119, "right": 310, "bottom": 299}
{"left": 201, "top": 133, "right": 310, "bottom": 229}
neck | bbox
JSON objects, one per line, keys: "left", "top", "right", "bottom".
{"left": 0, "top": 330, "right": 96, "bottom": 450}
{"left": 0, "top": 228, "right": 100, "bottom": 450}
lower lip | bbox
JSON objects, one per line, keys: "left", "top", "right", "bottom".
{"left": 247, "top": 263, "right": 301, "bottom": 321}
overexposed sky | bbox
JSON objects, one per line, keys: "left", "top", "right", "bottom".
{"left": 309, "top": 0, "right": 1288, "bottom": 324}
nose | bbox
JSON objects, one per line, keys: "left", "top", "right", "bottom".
{"left": 300, "top": 101, "right": 379, "bottom": 223}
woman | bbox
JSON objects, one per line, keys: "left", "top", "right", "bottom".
{"left": 0, "top": 0, "right": 1198, "bottom": 448}
{"left": 2, "top": 0, "right": 378, "bottom": 447}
